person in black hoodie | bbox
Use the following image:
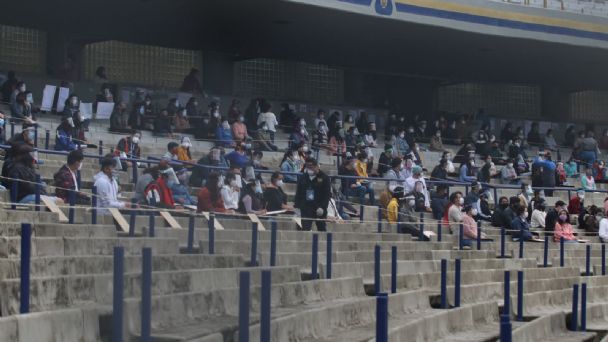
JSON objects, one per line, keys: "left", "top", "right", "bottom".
{"left": 377, "top": 144, "right": 393, "bottom": 177}
{"left": 545, "top": 200, "right": 566, "bottom": 232}
{"left": 295, "top": 158, "right": 331, "bottom": 232}
{"left": 8, "top": 144, "right": 48, "bottom": 203}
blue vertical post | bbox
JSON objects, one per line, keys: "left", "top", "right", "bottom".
{"left": 34, "top": 174, "right": 41, "bottom": 212}
{"left": 571, "top": 284, "right": 579, "bottom": 331}
{"left": 270, "top": 221, "right": 277, "bottom": 267}
{"left": 391, "top": 246, "right": 397, "bottom": 294}
{"left": 440, "top": 259, "right": 448, "bottom": 309}
{"left": 11, "top": 181, "right": 17, "bottom": 210}
{"left": 499, "top": 314, "right": 512, "bottom": 342}
{"left": 476, "top": 221, "right": 482, "bottom": 250}
{"left": 128, "top": 198, "right": 137, "bottom": 237}
{"left": 141, "top": 247, "right": 152, "bottom": 342}
{"left": 326, "top": 233, "right": 333, "bottom": 279}
{"left": 437, "top": 222, "right": 442, "bottom": 242}
{"left": 19, "top": 223, "right": 32, "bottom": 314}
{"left": 517, "top": 271, "right": 524, "bottom": 322}
{"left": 238, "top": 271, "right": 250, "bottom": 342}
{"left": 132, "top": 161, "right": 138, "bottom": 184}
{"left": 311, "top": 233, "right": 318, "bottom": 279}
{"left": 518, "top": 229, "right": 524, "bottom": 259}
{"left": 454, "top": 258, "right": 461, "bottom": 308}
{"left": 187, "top": 215, "right": 195, "bottom": 253}
{"left": 260, "top": 270, "right": 271, "bottom": 342}
{"left": 581, "top": 283, "right": 587, "bottom": 332}
{"left": 459, "top": 224, "right": 464, "bottom": 250}
{"left": 560, "top": 237, "right": 565, "bottom": 267}
{"left": 68, "top": 190, "right": 75, "bottom": 224}
{"left": 148, "top": 211, "right": 155, "bottom": 237}
{"left": 208, "top": 214, "right": 215, "bottom": 255}
{"left": 91, "top": 186, "right": 97, "bottom": 225}
{"left": 112, "top": 246, "right": 124, "bottom": 342}
{"left": 419, "top": 212, "right": 424, "bottom": 241}
{"left": 377, "top": 205, "right": 382, "bottom": 233}
{"left": 500, "top": 227, "right": 506, "bottom": 258}
{"left": 44, "top": 129, "right": 50, "bottom": 150}
{"left": 585, "top": 245, "right": 591, "bottom": 276}
{"left": 504, "top": 271, "right": 511, "bottom": 318}
{"left": 374, "top": 244, "right": 381, "bottom": 294}
{"left": 602, "top": 244, "right": 606, "bottom": 276}
{"left": 360, "top": 204, "right": 364, "bottom": 222}
{"left": 375, "top": 293, "right": 388, "bottom": 342}
{"left": 250, "top": 222, "right": 258, "bottom": 267}
{"left": 76, "top": 170, "right": 81, "bottom": 190}
{"left": 543, "top": 236, "right": 549, "bottom": 267}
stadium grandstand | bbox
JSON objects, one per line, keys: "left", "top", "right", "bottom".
{"left": 2, "top": 0, "right": 608, "bottom": 341}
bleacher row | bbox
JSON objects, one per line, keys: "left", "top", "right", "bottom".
{"left": 1, "top": 106, "right": 608, "bottom": 342}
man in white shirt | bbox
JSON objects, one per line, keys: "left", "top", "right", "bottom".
{"left": 163, "top": 142, "right": 180, "bottom": 161}
{"left": 599, "top": 214, "right": 608, "bottom": 243}
{"left": 404, "top": 165, "right": 430, "bottom": 209}
{"left": 257, "top": 102, "right": 278, "bottom": 142}
{"left": 94, "top": 158, "right": 129, "bottom": 214}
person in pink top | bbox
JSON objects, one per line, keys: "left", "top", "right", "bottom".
{"left": 553, "top": 209, "right": 578, "bottom": 243}
{"left": 604, "top": 197, "right": 608, "bottom": 217}
{"left": 462, "top": 205, "right": 488, "bottom": 246}
{"left": 231, "top": 115, "right": 249, "bottom": 142}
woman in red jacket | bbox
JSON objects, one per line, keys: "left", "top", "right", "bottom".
{"left": 197, "top": 172, "right": 228, "bottom": 213}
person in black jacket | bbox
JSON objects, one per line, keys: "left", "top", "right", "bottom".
{"left": 8, "top": 144, "right": 48, "bottom": 203}
{"left": 294, "top": 158, "right": 331, "bottom": 231}
{"left": 491, "top": 197, "right": 509, "bottom": 227}
{"left": 377, "top": 144, "right": 393, "bottom": 177}
{"left": 545, "top": 200, "right": 566, "bottom": 232}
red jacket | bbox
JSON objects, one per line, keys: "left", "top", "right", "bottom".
{"left": 568, "top": 196, "right": 583, "bottom": 215}
{"left": 144, "top": 177, "right": 175, "bottom": 208}
{"left": 197, "top": 187, "right": 226, "bottom": 213}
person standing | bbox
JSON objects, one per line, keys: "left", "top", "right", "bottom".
{"left": 295, "top": 158, "right": 331, "bottom": 231}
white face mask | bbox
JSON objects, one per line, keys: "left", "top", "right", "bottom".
{"left": 471, "top": 209, "right": 478, "bottom": 216}
{"left": 302, "top": 146, "right": 308, "bottom": 152}
{"left": 19, "top": 85, "right": 26, "bottom": 92}
{"left": 71, "top": 99, "right": 78, "bottom": 106}
{"left": 300, "top": 129, "right": 306, "bottom": 135}
{"left": 26, "top": 94, "right": 33, "bottom": 103}
{"left": 306, "top": 169, "right": 316, "bottom": 177}
{"left": 132, "top": 136, "right": 140, "bottom": 144}
{"left": 67, "top": 117, "right": 75, "bottom": 127}
{"left": 230, "top": 180, "right": 238, "bottom": 187}
{"left": 276, "top": 180, "right": 284, "bottom": 187}
{"left": 408, "top": 200, "right": 415, "bottom": 207}
{"left": 175, "top": 100, "right": 180, "bottom": 107}
{"left": 459, "top": 197, "right": 464, "bottom": 205}
{"left": 222, "top": 122, "right": 230, "bottom": 129}
{"left": 213, "top": 112, "right": 220, "bottom": 118}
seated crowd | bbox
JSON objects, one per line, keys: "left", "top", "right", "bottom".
{"left": 2, "top": 69, "right": 608, "bottom": 243}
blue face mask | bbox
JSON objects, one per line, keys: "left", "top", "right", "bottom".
{"left": 27, "top": 131, "right": 35, "bottom": 141}
{"left": 0, "top": 118, "right": 4, "bottom": 126}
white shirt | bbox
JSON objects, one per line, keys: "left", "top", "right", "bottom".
{"left": 405, "top": 176, "right": 430, "bottom": 208}
{"left": 385, "top": 169, "right": 402, "bottom": 192}
{"left": 70, "top": 168, "right": 79, "bottom": 192}
{"left": 93, "top": 172, "right": 125, "bottom": 214}
{"left": 257, "top": 112, "right": 278, "bottom": 132}
{"left": 221, "top": 185, "right": 240, "bottom": 209}
{"left": 531, "top": 209, "right": 546, "bottom": 228}
{"left": 599, "top": 218, "right": 608, "bottom": 241}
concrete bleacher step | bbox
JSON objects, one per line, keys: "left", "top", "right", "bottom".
{"left": 0, "top": 265, "right": 301, "bottom": 315}
{"left": 0, "top": 237, "right": 180, "bottom": 258}
{"left": 511, "top": 310, "right": 596, "bottom": 342}
{"left": 124, "top": 276, "right": 367, "bottom": 341}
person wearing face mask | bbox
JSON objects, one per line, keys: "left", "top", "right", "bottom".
{"left": 223, "top": 142, "right": 250, "bottom": 169}
{"left": 313, "top": 121, "right": 329, "bottom": 153}
{"left": 9, "top": 81, "right": 26, "bottom": 106}
{"left": 197, "top": 172, "right": 229, "bottom": 213}
{"left": 53, "top": 150, "right": 90, "bottom": 205}
{"left": 339, "top": 156, "right": 375, "bottom": 205}
{"left": 544, "top": 129, "right": 558, "bottom": 151}
{"left": 499, "top": 197, "right": 521, "bottom": 230}
{"left": 109, "top": 102, "right": 131, "bottom": 133}
{"left": 545, "top": 200, "right": 566, "bottom": 232}
{"left": 95, "top": 84, "right": 114, "bottom": 105}
{"left": 459, "top": 158, "right": 477, "bottom": 183}
{"left": 530, "top": 200, "right": 547, "bottom": 228}
{"left": 55, "top": 117, "right": 78, "bottom": 151}
{"left": 295, "top": 158, "right": 331, "bottom": 231}
{"left": 568, "top": 189, "right": 586, "bottom": 216}
{"left": 447, "top": 191, "right": 465, "bottom": 234}
{"left": 130, "top": 95, "right": 153, "bottom": 130}
{"left": 314, "top": 110, "right": 327, "bottom": 131}
{"left": 328, "top": 128, "right": 347, "bottom": 157}
{"left": 10, "top": 92, "right": 37, "bottom": 125}
{"left": 599, "top": 207, "right": 608, "bottom": 243}
{"left": 583, "top": 205, "right": 601, "bottom": 234}
{"left": 114, "top": 132, "right": 142, "bottom": 171}
{"left": 430, "top": 185, "right": 449, "bottom": 220}
{"left": 256, "top": 101, "right": 278, "bottom": 143}
{"left": 0, "top": 111, "right": 5, "bottom": 144}
{"left": 8, "top": 144, "right": 53, "bottom": 205}
{"left": 394, "top": 129, "right": 411, "bottom": 158}
{"left": 189, "top": 146, "right": 227, "bottom": 187}
{"left": 231, "top": 114, "right": 249, "bottom": 142}
{"left": 144, "top": 167, "right": 179, "bottom": 209}
{"left": 238, "top": 179, "right": 267, "bottom": 215}
{"left": 328, "top": 177, "right": 358, "bottom": 220}
{"left": 215, "top": 120, "right": 234, "bottom": 147}
{"left": 176, "top": 137, "right": 194, "bottom": 166}
{"left": 220, "top": 172, "right": 241, "bottom": 211}
{"left": 254, "top": 121, "right": 278, "bottom": 152}
{"left": 429, "top": 130, "right": 446, "bottom": 152}
{"left": 173, "top": 108, "right": 191, "bottom": 133}
{"left": 263, "top": 172, "right": 295, "bottom": 212}
{"left": 581, "top": 168, "right": 597, "bottom": 190}
{"left": 343, "top": 114, "right": 355, "bottom": 132}
{"left": 517, "top": 183, "right": 533, "bottom": 211}
{"left": 491, "top": 197, "right": 510, "bottom": 227}
{"left": 500, "top": 159, "right": 521, "bottom": 185}
{"left": 385, "top": 157, "right": 404, "bottom": 192}
{"left": 184, "top": 97, "right": 200, "bottom": 118}
{"left": 94, "top": 158, "right": 131, "bottom": 215}
{"left": 279, "top": 103, "right": 298, "bottom": 134}
{"left": 462, "top": 205, "right": 487, "bottom": 247}
{"left": 553, "top": 210, "right": 578, "bottom": 243}
{"left": 280, "top": 150, "right": 300, "bottom": 183}
{"left": 377, "top": 145, "right": 394, "bottom": 177}
{"left": 511, "top": 205, "right": 535, "bottom": 241}
{"left": 63, "top": 94, "right": 89, "bottom": 142}
{"left": 289, "top": 121, "right": 310, "bottom": 150}
{"left": 405, "top": 166, "right": 429, "bottom": 209}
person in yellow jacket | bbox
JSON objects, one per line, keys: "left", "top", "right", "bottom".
{"left": 387, "top": 187, "right": 404, "bottom": 224}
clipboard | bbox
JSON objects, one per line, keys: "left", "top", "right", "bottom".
{"left": 40, "top": 195, "right": 69, "bottom": 223}
{"left": 108, "top": 208, "right": 129, "bottom": 232}
{"left": 160, "top": 210, "right": 182, "bottom": 229}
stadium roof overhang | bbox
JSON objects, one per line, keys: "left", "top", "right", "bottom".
{"left": 2, "top": 0, "right": 608, "bottom": 90}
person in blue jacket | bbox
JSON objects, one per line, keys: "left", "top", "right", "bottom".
{"left": 55, "top": 116, "right": 78, "bottom": 151}
{"left": 511, "top": 204, "right": 537, "bottom": 241}
{"left": 225, "top": 142, "right": 250, "bottom": 169}
{"left": 215, "top": 120, "right": 234, "bottom": 147}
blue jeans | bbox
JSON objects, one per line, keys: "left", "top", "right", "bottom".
{"left": 19, "top": 194, "right": 37, "bottom": 204}
{"left": 580, "top": 150, "right": 596, "bottom": 168}
{"left": 347, "top": 185, "right": 375, "bottom": 205}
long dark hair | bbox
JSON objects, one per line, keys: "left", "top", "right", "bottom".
{"left": 206, "top": 172, "right": 221, "bottom": 201}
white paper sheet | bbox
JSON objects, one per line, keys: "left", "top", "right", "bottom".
{"left": 79, "top": 103, "right": 93, "bottom": 120}
{"left": 40, "top": 85, "right": 57, "bottom": 111}
{"left": 96, "top": 102, "right": 115, "bottom": 119}
{"left": 56, "top": 87, "right": 70, "bottom": 112}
